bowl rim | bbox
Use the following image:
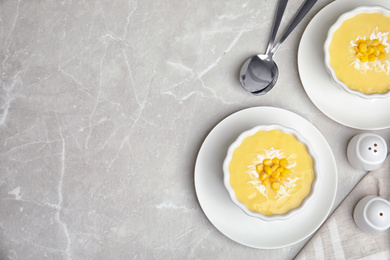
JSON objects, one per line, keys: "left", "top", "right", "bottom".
{"left": 323, "top": 5, "right": 390, "bottom": 99}
{"left": 223, "top": 124, "right": 320, "bottom": 221}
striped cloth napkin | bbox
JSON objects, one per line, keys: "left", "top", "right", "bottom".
{"left": 295, "top": 155, "right": 390, "bottom": 260}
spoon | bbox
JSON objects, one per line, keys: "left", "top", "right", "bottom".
{"left": 240, "top": 0, "right": 318, "bottom": 95}
{"left": 240, "top": 0, "right": 287, "bottom": 95}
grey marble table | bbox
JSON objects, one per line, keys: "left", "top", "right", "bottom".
{"left": 1, "top": 0, "right": 389, "bottom": 259}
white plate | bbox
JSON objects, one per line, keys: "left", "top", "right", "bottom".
{"left": 194, "top": 107, "right": 337, "bottom": 249}
{"left": 298, "top": 0, "right": 390, "bottom": 130}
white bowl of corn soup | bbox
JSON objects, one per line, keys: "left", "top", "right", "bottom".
{"left": 223, "top": 125, "right": 319, "bottom": 221}
{"left": 324, "top": 6, "right": 390, "bottom": 99}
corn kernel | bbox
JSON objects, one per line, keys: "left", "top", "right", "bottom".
{"left": 262, "top": 178, "right": 269, "bottom": 186}
{"left": 271, "top": 182, "right": 280, "bottom": 191}
{"left": 269, "top": 177, "right": 277, "bottom": 183}
{"left": 271, "top": 164, "right": 278, "bottom": 172}
{"left": 280, "top": 158, "right": 288, "bottom": 167}
{"left": 374, "top": 47, "right": 380, "bottom": 56}
{"left": 371, "top": 39, "right": 379, "bottom": 46}
{"left": 378, "top": 44, "right": 385, "bottom": 52}
{"left": 263, "top": 159, "right": 272, "bottom": 166}
{"left": 367, "top": 47, "right": 375, "bottom": 54}
{"left": 360, "top": 54, "right": 368, "bottom": 62}
{"left": 358, "top": 43, "right": 367, "bottom": 53}
{"left": 259, "top": 172, "right": 268, "bottom": 181}
{"left": 277, "top": 167, "right": 284, "bottom": 173}
{"left": 256, "top": 163, "right": 263, "bottom": 173}
{"left": 368, "top": 54, "right": 376, "bottom": 62}
{"left": 264, "top": 165, "right": 272, "bottom": 175}
{"left": 356, "top": 39, "right": 365, "bottom": 45}
{"left": 378, "top": 52, "right": 386, "bottom": 59}
{"left": 271, "top": 171, "right": 280, "bottom": 179}
{"left": 271, "top": 158, "right": 279, "bottom": 165}
{"left": 283, "top": 169, "right": 290, "bottom": 175}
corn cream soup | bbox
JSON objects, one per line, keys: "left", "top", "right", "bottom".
{"left": 329, "top": 13, "right": 390, "bottom": 94}
{"left": 229, "top": 129, "right": 315, "bottom": 216}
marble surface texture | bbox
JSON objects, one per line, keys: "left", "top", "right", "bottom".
{"left": 0, "top": 0, "right": 389, "bottom": 259}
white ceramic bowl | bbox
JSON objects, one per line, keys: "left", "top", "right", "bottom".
{"left": 223, "top": 124, "right": 319, "bottom": 221}
{"left": 324, "top": 6, "right": 390, "bottom": 99}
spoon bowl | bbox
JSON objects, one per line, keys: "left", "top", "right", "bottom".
{"left": 240, "top": 55, "right": 278, "bottom": 95}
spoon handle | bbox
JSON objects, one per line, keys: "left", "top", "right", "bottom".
{"left": 271, "top": 0, "right": 318, "bottom": 55}
{"left": 265, "top": 0, "right": 288, "bottom": 55}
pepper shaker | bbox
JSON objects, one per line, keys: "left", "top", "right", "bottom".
{"left": 347, "top": 133, "right": 387, "bottom": 171}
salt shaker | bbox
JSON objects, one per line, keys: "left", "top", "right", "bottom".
{"left": 347, "top": 133, "right": 387, "bottom": 171}
{"left": 353, "top": 195, "right": 390, "bottom": 234}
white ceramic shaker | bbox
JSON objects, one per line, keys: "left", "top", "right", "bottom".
{"left": 354, "top": 195, "right": 390, "bottom": 234}
{"left": 347, "top": 133, "right": 387, "bottom": 171}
